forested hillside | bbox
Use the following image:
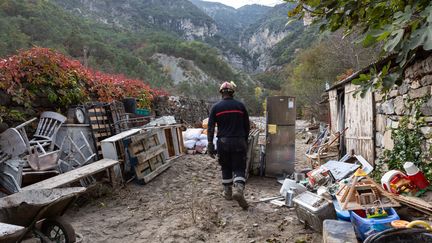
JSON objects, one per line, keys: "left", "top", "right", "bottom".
{"left": 0, "top": 0, "right": 261, "bottom": 105}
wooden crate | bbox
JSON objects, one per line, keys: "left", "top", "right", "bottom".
{"left": 145, "top": 125, "right": 184, "bottom": 160}
{"left": 86, "top": 103, "right": 115, "bottom": 159}
{"left": 128, "top": 129, "right": 172, "bottom": 183}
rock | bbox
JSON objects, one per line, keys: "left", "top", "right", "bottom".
{"left": 421, "top": 127, "right": 432, "bottom": 139}
{"left": 420, "top": 97, "right": 432, "bottom": 116}
{"left": 375, "top": 132, "right": 383, "bottom": 148}
{"left": 374, "top": 92, "right": 384, "bottom": 102}
{"left": 420, "top": 75, "right": 432, "bottom": 86}
{"left": 398, "top": 81, "right": 410, "bottom": 95}
{"left": 380, "top": 99, "right": 395, "bottom": 115}
{"left": 409, "top": 85, "right": 431, "bottom": 99}
{"left": 252, "top": 223, "right": 258, "bottom": 227}
{"left": 394, "top": 96, "right": 406, "bottom": 115}
{"left": 376, "top": 115, "right": 387, "bottom": 133}
{"left": 389, "top": 89, "right": 399, "bottom": 98}
{"left": 411, "top": 80, "right": 421, "bottom": 89}
{"left": 383, "top": 130, "right": 394, "bottom": 150}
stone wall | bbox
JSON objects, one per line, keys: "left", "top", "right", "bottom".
{"left": 375, "top": 54, "right": 432, "bottom": 160}
{"left": 152, "top": 96, "right": 211, "bottom": 126}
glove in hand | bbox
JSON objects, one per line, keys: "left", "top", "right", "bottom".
{"left": 207, "top": 143, "right": 216, "bottom": 158}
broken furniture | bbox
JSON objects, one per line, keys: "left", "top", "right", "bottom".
{"left": 321, "top": 160, "right": 360, "bottom": 181}
{"left": 22, "top": 159, "right": 120, "bottom": 190}
{"left": 126, "top": 129, "right": 170, "bottom": 184}
{"left": 15, "top": 112, "right": 66, "bottom": 171}
{"left": 306, "top": 127, "right": 348, "bottom": 168}
{"left": 0, "top": 160, "right": 24, "bottom": 194}
{"left": 151, "top": 124, "right": 184, "bottom": 160}
{"left": 0, "top": 187, "right": 85, "bottom": 243}
{"left": 0, "top": 128, "right": 28, "bottom": 193}
{"left": 292, "top": 191, "right": 336, "bottom": 232}
{"left": 335, "top": 169, "right": 400, "bottom": 210}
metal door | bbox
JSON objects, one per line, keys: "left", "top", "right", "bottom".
{"left": 265, "top": 96, "right": 296, "bottom": 177}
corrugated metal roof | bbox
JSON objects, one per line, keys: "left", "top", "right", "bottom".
{"left": 326, "top": 54, "right": 397, "bottom": 92}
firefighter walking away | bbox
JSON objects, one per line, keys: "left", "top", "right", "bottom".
{"left": 207, "top": 81, "right": 250, "bottom": 210}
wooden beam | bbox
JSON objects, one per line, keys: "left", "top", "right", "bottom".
{"left": 23, "top": 159, "right": 119, "bottom": 190}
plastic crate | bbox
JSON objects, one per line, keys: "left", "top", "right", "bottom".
{"left": 293, "top": 191, "right": 336, "bottom": 232}
{"left": 350, "top": 207, "right": 399, "bottom": 241}
{"left": 136, "top": 108, "right": 150, "bottom": 116}
{"left": 333, "top": 200, "right": 350, "bottom": 222}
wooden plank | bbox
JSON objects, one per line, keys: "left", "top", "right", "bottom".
{"left": 130, "top": 130, "right": 158, "bottom": 144}
{"left": 102, "top": 129, "right": 141, "bottom": 143}
{"left": 177, "top": 128, "right": 185, "bottom": 154}
{"left": 164, "top": 128, "right": 175, "bottom": 157}
{"left": 136, "top": 145, "right": 166, "bottom": 164}
{"left": 134, "top": 161, "right": 150, "bottom": 179}
{"left": 129, "top": 142, "right": 144, "bottom": 156}
{"left": 344, "top": 83, "right": 375, "bottom": 164}
{"left": 328, "top": 90, "right": 339, "bottom": 134}
{"left": 143, "top": 158, "right": 174, "bottom": 183}
{"left": 23, "top": 159, "right": 119, "bottom": 190}
{"left": 171, "top": 128, "right": 180, "bottom": 156}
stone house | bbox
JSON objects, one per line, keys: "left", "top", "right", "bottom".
{"left": 326, "top": 52, "right": 432, "bottom": 165}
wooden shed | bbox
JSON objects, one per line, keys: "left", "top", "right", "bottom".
{"left": 325, "top": 52, "right": 432, "bottom": 166}
{"left": 327, "top": 78, "right": 375, "bottom": 164}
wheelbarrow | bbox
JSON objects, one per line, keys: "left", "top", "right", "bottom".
{"left": 0, "top": 187, "right": 85, "bottom": 243}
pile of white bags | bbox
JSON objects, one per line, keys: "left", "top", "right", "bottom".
{"left": 182, "top": 128, "right": 217, "bottom": 153}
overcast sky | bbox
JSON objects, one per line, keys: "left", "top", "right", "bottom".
{"left": 202, "top": 0, "right": 284, "bottom": 9}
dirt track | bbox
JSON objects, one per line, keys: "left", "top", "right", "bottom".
{"left": 66, "top": 137, "right": 321, "bottom": 243}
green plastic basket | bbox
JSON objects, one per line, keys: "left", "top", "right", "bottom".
{"left": 136, "top": 108, "right": 150, "bottom": 116}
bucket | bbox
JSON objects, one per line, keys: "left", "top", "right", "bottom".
{"left": 122, "top": 98, "right": 137, "bottom": 114}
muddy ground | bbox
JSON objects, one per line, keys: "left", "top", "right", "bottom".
{"left": 66, "top": 132, "right": 321, "bottom": 243}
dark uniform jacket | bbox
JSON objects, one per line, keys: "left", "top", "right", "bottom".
{"left": 207, "top": 97, "right": 250, "bottom": 144}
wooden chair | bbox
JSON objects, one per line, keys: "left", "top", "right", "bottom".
{"left": 15, "top": 112, "right": 66, "bottom": 171}
{"left": 306, "top": 128, "right": 347, "bottom": 168}
{"left": 30, "top": 111, "right": 67, "bottom": 149}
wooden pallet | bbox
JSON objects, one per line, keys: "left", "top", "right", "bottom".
{"left": 86, "top": 103, "right": 115, "bottom": 159}
{"left": 146, "top": 125, "right": 184, "bottom": 160}
{"left": 128, "top": 129, "right": 171, "bottom": 183}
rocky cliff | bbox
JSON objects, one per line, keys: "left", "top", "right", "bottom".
{"left": 53, "top": 0, "right": 218, "bottom": 40}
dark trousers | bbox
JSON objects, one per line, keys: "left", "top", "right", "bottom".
{"left": 217, "top": 137, "right": 247, "bottom": 185}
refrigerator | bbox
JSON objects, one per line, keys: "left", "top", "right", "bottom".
{"left": 265, "top": 96, "right": 296, "bottom": 177}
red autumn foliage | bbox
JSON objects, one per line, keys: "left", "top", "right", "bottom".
{"left": 0, "top": 47, "right": 166, "bottom": 109}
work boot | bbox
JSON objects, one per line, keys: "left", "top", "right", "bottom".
{"left": 222, "top": 185, "right": 232, "bottom": 200}
{"left": 232, "top": 183, "right": 249, "bottom": 210}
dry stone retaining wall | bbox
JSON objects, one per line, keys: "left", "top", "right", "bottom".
{"left": 375, "top": 54, "right": 432, "bottom": 160}
{"left": 152, "top": 96, "right": 211, "bottom": 126}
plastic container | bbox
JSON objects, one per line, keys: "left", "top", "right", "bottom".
{"left": 122, "top": 98, "right": 137, "bottom": 114}
{"left": 350, "top": 207, "right": 400, "bottom": 241}
{"left": 332, "top": 200, "right": 350, "bottom": 222}
{"left": 381, "top": 170, "right": 407, "bottom": 193}
{"left": 293, "top": 191, "right": 336, "bottom": 232}
{"left": 136, "top": 108, "right": 150, "bottom": 116}
{"left": 404, "top": 162, "right": 429, "bottom": 189}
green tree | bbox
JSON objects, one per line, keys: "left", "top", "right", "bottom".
{"left": 286, "top": 0, "right": 432, "bottom": 93}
